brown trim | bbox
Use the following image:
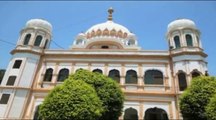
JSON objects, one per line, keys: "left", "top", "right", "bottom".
{"left": 0, "top": 86, "right": 31, "bottom": 90}
{"left": 10, "top": 49, "right": 43, "bottom": 56}
{"left": 85, "top": 41, "right": 124, "bottom": 49}
{"left": 124, "top": 91, "right": 175, "bottom": 96}
{"left": 125, "top": 98, "right": 173, "bottom": 102}
{"left": 170, "top": 50, "right": 207, "bottom": 57}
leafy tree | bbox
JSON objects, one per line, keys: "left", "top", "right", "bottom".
{"left": 206, "top": 93, "right": 216, "bottom": 120}
{"left": 70, "top": 69, "right": 124, "bottom": 120}
{"left": 179, "top": 76, "right": 216, "bottom": 120}
{"left": 39, "top": 79, "right": 103, "bottom": 120}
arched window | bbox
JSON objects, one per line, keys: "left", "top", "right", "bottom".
{"left": 92, "top": 69, "right": 103, "bottom": 74}
{"left": 34, "top": 35, "right": 43, "bottom": 47}
{"left": 44, "top": 39, "right": 49, "bottom": 49}
{"left": 178, "top": 72, "right": 187, "bottom": 91}
{"left": 125, "top": 70, "right": 138, "bottom": 84}
{"left": 124, "top": 107, "right": 138, "bottom": 120}
{"left": 108, "top": 69, "right": 120, "bottom": 83}
{"left": 186, "top": 34, "right": 193, "bottom": 47}
{"left": 6, "top": 76, "right": 16, "bottom": 86}
{"left": 43, "top": 68, "right": 53, "bottom": 82}
{"left": 144, "top": 70, "right": 163, "bottom": 85}
{"left": 127, "top": 39, "right": 135, "bottom": 46}
{"left": 33, "top": 105, "right": 42, "bottom": 120}
{"left": 76, "top": 39, "right": 83, "bottom": 45}
{"left": 144, "top": 107, "right": 168, "bottom": 120}
{"left": 174, "top": 36, "right": 180, "bottom": 48}
{"left": 196, "top": 35, "right": 200, "bottom": 47}
{"left": 192, "top": 70, "right": 201, "bottom": 78}
{"left": 24, "top": 34, "right": 31, "bottom": 45}
{"left": 57, "top": 68, "right": 69, "bottom": 82}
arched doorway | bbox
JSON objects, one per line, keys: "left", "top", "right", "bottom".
{"left": 123, "top": 107, "right": 138, "bottom": 120}
{"left": 144, "top": 107, "right": 168, "bottom": 120}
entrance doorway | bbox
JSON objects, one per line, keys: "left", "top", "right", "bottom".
{"left": 144, "top": 107, "right": 168, "bottom": 120}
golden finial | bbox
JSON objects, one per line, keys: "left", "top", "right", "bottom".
{"left": 108, "top": 7, "right": 114, "bottom": 21}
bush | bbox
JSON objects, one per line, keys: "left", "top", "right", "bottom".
{"left": 39, "top": 80, "right": 103, "bottom": 120}
{"left": 70, "top": 69, "right": 124, "bottom": 120}
{"left": 206, "top": 93, "right": 216, "bottom": 120}
{"left": 179, "top": 76, "right": 216, "bottom": 120}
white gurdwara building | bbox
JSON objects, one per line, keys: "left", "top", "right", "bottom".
{"left": 0, "top": 8, "right": 208, "bottom": 120}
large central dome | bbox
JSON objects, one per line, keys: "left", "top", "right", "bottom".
{"left": 85, "top": 7, "right": 132, "bottom": 39}
{"left": 72, "top": 7, "right": 140, "bottom": 50}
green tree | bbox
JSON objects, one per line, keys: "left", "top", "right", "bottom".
{"left": 70, "top": 69, "right": 124, "bottom": 120}
{"left": 39, "top": 80, "right": 103, "bottom": 120}
{"left": 179, "top": 76, "right": 216, "bottom": 120}
{"left": 206, "top": 93, "right": 216, "bottom": 120}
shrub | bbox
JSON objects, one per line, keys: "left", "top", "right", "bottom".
{"left": 39, "top": 80, "right": 103, "bottom": 120}
{"left": 206, "top": 93, "right": 216, "bottom": 120}
{"left": 179, "top": 76, "right": 216, "bottom": 120}
{"left": 70, "top": 69, "right": 124, "bottom": 120}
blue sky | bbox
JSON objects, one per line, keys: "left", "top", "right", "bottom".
{"left": 0, "top": 1, "right": 216, "bottom": 76}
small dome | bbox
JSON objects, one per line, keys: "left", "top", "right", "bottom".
{"left": 168, "top": 19, "right": 197, "bottom": 32}
{"left": 26, "top": 19, "right": 52, "bottom": 32}
{"left": 77, "top": 32, "right": 86, "bottom": 37}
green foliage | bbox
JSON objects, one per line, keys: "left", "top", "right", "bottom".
{"left": 206, "top": 93, "right": 216, "bottom": 120}
{"left": 39, "top": 80, "right": 103, "bottom": 120}
{"left": 69, "top": 69, "right": 124, "bottom": 120}
{"left": 179, "top": 76, "right": 216, "bottom": 120}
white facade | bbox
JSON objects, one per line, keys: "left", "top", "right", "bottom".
{"left": 0, "top": 8, "right": 208, "bottom": 120}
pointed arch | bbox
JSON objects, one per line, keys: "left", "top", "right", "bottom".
{"left": 43, "top": 68, "right": 53, "bottom": 82}
{"left": 191, "top": 69, "right": 201, "bottom": 78}
{"left": 123, "top": 32, "right": 128, "bottom": 38}
{"left": 144, "top": 70, "right": 163, "bottom": 85}
{"left": 110, "top": 29, "right": 116, "bottom": 36}
{"left": 125, "top": 70, "right": 138, "bottom": 84}
{"left": 108, "top": 69, "right": 120, "bottom": 83}
{"left": 91, "top": 30, "right": 95, "bottom": 37}
{"left": 123, "top": 107, "right": 138, "bottom": 120}
{"left": 144, "top": 107, "right": 168, "bottom": 120}
{"left": 23, "top": 34, "right": 31, "bottom": 45}
{"left": 87, "top": 33, "right": 90, "bottom": 39}
{"left": 57, "top": 68, "right": 69, "bottom": 82}
{"left": 103, "top": 28, "right": 109, "bottom": 36}
{"left": 118, "top": 30, "right": 123, "bottom": 38}
{"left": 96, "top": 29, "right": 102, "bottom": 36}
{"left": 186, "top": 34, "right": 193, "bottom": 47}
{"left": 92, "top": 69, "right": 103, "bottom": 74}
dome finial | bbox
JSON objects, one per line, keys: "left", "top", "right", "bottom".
{"left": 108, "top": 7, "right": 114, "bottom": 21}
